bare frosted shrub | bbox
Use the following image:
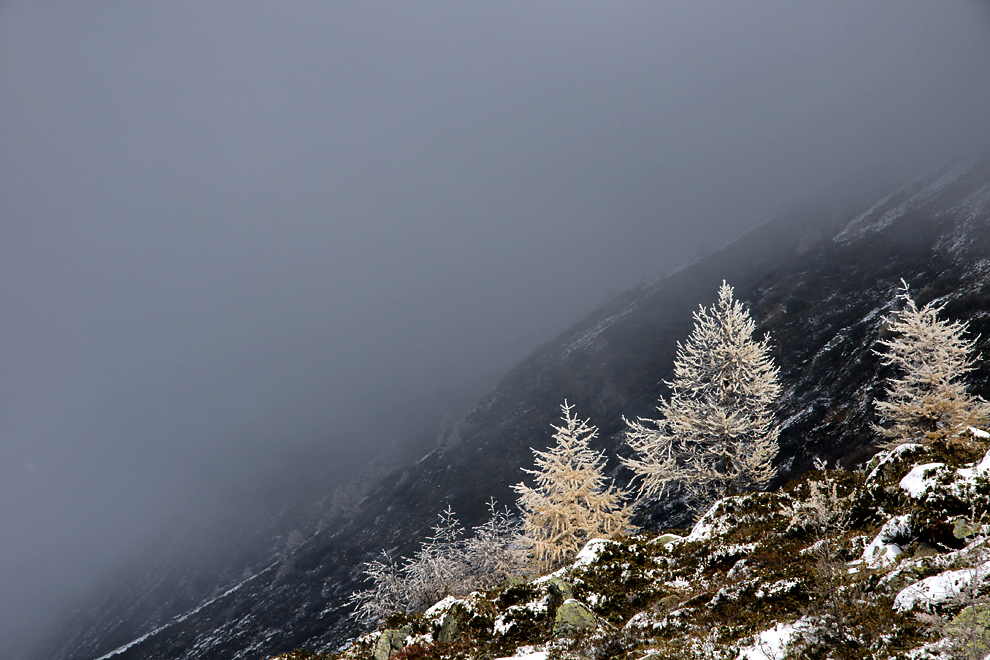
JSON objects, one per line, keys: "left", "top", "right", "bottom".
{"left": 349, "top": 550, "right": 408, "bottom": 625}
{"left": 349, "top": 503, "right": 522, "bottom": 624}
{"left": 402, "top": 506, "right": 468, "bottom": 611}
{"left": 782, "top": 458, "right": 856, "bottom": 646}
{"left": 462, "top": 500, "right": 525, "bottom": 589}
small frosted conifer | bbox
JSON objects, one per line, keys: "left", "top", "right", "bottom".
{"left": 514, "top": 402, "right": 630, "bottom": 571}
{"left": 623, "top": 281, "right": 781, "bottom": 511}
{"left": 873, "top": 281, "right": 990, "bottom": 450}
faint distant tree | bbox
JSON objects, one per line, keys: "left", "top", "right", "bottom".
{"left": 873, "top": 280, "right": 990, "bottom": 451}
{"left": 514, "top": 402, "right": 631, "bottom": 572}
{"left": 623, "top": 281, "right": 781, "bottom": 512}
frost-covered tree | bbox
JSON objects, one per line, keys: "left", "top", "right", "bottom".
{"left": 462, "top": 500, "right": 525, "bottom": 589}
{"left": 623, "top": 281, "right": 781, "bottom": 511}
{"left": 514, "top": 402, "right": 631, "bottom": 572}
{"left": 349, "top": 503, "right": 522, "bottom": 624}
{"left": 873, "top": 281, "right": 990, "bottom": 451}
{"left": 348, "top": 549, "right": 408, "bottom": 625}
{"left": 402, "top": 506, "right": 468, "bottom": 611}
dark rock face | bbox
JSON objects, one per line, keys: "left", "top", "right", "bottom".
{"left": 31, "top": 153, "right": 990, "bottom": 660}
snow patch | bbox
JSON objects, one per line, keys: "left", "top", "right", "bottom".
{"left": 866, "top": 443, "right": 923, "bottom": 482}
{"left": 862, "top": 515, "right": 912, "bottom": 568}
{"left": 736, "top": 618, "right": 813, "bottom": 660}
{"left": 900, "top": 445, "right": 990, "bottom": 499}
{"left": 92, "top": 563, "right": 269, "bottom": 659}
{"left": 425, "top": 595, "right": 462, "bottom": 621}
{"left": 835, "top": 156, "right": 977, "bottom": 243}
{"left": 755, "top": 579, "right": 801, "bottom": 600}
{"left": 493, "top": 614, "right": 515, "bottom": 636}
{"left": 493, "top": 647, "right": 548, "bottom": 660}
{"left": 900, "top": 463, "right": 948, "bottom": 498}
{"left": 956, "top": 448, "right": 990, "bottom": 484}
{"left": 559, "top": 308, "right": 633, "bottom": 358}
{"left": 834, "top": 194, "right": 894, "bottom": 242}
{"left": 531, "top": 566, "right": 568, "bottom": 585}
{"left": 521, "top": 594, "right": 550, "bottom": 614}
{"left": 893, "top": 561, "right": 990, "bottom": 612}
{"left": 687, "top": 499, "right": 739, "bottom": 542}
{"left": 572, "top": 538, "right": 615, "bottom": 568}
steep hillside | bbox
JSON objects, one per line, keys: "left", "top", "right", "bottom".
{"left": 33, "top": 152, "right": 990, "bottom": 660}
{"left": 299, "top": 431, "right": 990, "bottom": 660}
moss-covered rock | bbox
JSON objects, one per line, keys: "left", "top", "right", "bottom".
{"left": 553, "top": 599, "right": 597, "bottom": 636}
{"left": 372, "top": 626, "right": 411, "bottom": 660}
{"left": 946, "top": 603, "right": 990, "bottom": 658}
{"left": 546, "top": 577, "right": 574, "bottom": 611}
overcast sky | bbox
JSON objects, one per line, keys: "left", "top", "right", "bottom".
{"left": 2, "top": 2, "right": 990, "bottom": 657}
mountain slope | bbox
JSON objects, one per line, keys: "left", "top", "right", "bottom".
{"left": 33, "top": 152, "right": 990, "bottom": 660}
{"left": 311, "top": 433, "right": 990, "bottom": 660}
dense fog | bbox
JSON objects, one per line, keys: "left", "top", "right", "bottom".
{"left": 2, "top": 1, "right": 989, "bottom": 657}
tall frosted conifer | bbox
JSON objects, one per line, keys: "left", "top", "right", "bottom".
{"left": 623, "top": 281, "right": 781, "bottom": 511}
{"left": 514, "top": 402, "right": 630, "bottom": 572}
{"left": 873, "top": 281, "right": 989, "bottom": 450}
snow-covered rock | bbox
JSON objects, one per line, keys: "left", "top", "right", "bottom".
{"left": 900, "top": 445, "right": 990, "bottom": 499}
{"left": 894, "top": 561, "right": 990, "bottom": 612}
{"left": 899, "top": 463, "right": 947, "bottom": 498}
{"left": 862, "top": 515, "right": 912, "bottom": 568}
{"left": 867, "top": 443, "right": 924, "bottom": 482}
{"left": 571, "top": 538, "right": 615, "bottom": 568}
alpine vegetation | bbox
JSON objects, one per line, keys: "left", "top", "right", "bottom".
{"left": 623, "top": 281, "right": 781, "bottom": 511}
{"left": 349, "top": 502, "right": 521, "bottom": 624}
{"left": 514, "top": 402, "right": 631, "bottom": 572}
{"left": 873, "top": 281, "right": 990, "bottom": 451}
